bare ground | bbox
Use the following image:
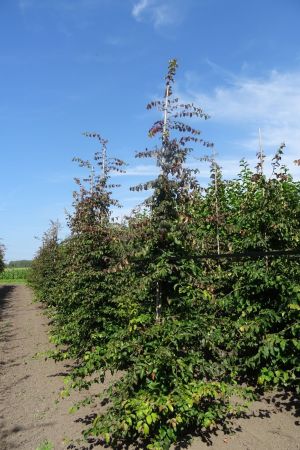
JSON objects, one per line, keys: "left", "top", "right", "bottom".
{"left": 0, "top": 285, "right": 299, "bottom": 450}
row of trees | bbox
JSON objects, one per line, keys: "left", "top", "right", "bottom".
{"left": 29, "top": 61, "right": 300, "bottom": 450}
{"left": 6, "top": 259, "right": 32, "bottom": 268}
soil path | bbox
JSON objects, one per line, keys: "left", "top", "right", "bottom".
{"left": 0, "top": 285, "right": 104, "bottom": 450}
{"left": 0, "top": 285, "right": 299, "bottom": 450}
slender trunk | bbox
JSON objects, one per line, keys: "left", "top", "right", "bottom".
{"left": 155, "top": 281, "right": 162, "bottom": 323}
{"left": 161, "top": 85, "right": 170, "bottom": 169}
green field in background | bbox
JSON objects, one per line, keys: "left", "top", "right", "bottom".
{"left": 0, "top": 267, "right": 29, "bottom": 284}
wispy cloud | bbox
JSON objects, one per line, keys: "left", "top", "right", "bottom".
{"left": 189, "top": 156, "right": 278, "bottom": 180}
{"left": 180, "top": 67, "right": 300, "bottom": 174}
{"left": 132, "top": 0, "right": 182, "bottom": 27}
{"left": 46, "top": 164, "right": 158, "bottom": 184}
{"left": 113, "top": 164, "right": 158, "bottom": 177}
{"left": 194, "top": 70, "right": 300, "bottom": 126}
{"left": 132, "top": 0, "right": 149, "bottom": 19}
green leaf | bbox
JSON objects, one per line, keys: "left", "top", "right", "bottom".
{"left": 146, "top": 415, "right": 152, "bottom": 425}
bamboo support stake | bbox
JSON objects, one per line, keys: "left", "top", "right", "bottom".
{"left": 161, "top": 84, "right": 170, "bottom": 169}
{"left": 102, "top": 140, "right": 107, "bottom": 177}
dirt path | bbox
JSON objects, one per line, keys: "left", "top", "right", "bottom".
{"left": 0, "top": 285, "right": 299, "bottom": 450}
{"left": 0, "top": 285, "right": 104, "bottom": 450}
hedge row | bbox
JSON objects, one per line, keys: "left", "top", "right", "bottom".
{"left": 29, "top": 61, "right": 300, "bottom": 450}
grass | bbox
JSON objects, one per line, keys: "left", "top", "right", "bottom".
{"left": 36, "top": 441, "right": 54, "bottom": 450}
{"left": 0, "top": 279, "right": 28, "bottom": 285}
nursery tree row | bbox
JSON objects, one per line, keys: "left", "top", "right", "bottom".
{"left": 29, "top": 60, "right": 300, "bottom": 450}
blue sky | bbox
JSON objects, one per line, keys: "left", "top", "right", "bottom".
{"left": 1, "top": 0, "right": 300, "bottom": 261}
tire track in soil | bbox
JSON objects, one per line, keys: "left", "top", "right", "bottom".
{"left": 0, "top": 285, "right": 299, "bottom": 450}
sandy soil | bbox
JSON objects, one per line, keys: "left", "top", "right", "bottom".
{"left": 0, "top": 285, "right": 299, "bottom": 450}
{"left": 0, "top": 285, "right": 105, "bottom": 450}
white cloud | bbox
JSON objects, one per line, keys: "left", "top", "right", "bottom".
{"left": 132, "top": 0, "right": 181, "bottom": 27}
{"left": 195, "top": 71, "right": 300, "bottom": 126}
{"left": 113, "top": 164, "right": 158, "bottom": 177}
{"left": 132, "top": 0, "right": 150, "bottom": 19}
{"left": 180, "top": 68, "right": 300, "bottom": 177}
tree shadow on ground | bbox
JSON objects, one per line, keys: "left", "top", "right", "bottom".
{"left": 173, "top": 390, "right": 300, "bottom": 449}
{"left": 0, "top": 285, "right": 16, "bottom": 321}
{"left": 0, "top": 286, "right": 22, "bottom": 401}
{"left": 0, "top": 420, "right": 56, "bottom": 450}
{"left": 0, "top": 286, "right": 32, "bottom": 450}
{"left": 266, "top": 390, "right": 300, "bottom": 424}
{"left": 66, "top": 388, "right": 300, "bottom": 450}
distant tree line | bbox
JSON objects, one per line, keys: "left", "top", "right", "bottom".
{"left": 6, "top": 260, "right": 32, "bottom": 268}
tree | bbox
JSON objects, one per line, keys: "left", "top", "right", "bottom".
{"left": 130, "top": 58, "right": 213, "bottom": 322}
{"left": 46, "top": 133, "right": 126, "bottom": 360}
{"left": 29, "top": 221, "right": 60, "bottom": 304}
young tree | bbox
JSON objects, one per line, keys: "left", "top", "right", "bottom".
{"left": 29, "top": 221, "right": 60, "bottom": 304}
{"left": 130, "top": 58, "right": 213, "bottom": 322}
{"left": 49, "top": 133, "right": 126, "bottom": 359}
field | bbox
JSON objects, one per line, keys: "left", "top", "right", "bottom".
{"left": 0, "top": 267, "right": 29, "bottom": 284}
